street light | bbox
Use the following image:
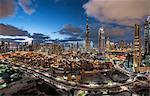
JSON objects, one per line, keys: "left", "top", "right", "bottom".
{"left": 56, "top": 77, "right": 61, "bottom": 81}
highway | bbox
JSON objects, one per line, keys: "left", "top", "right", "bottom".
{"left": 1, "top": 60, "right": 140, "bottom": 93}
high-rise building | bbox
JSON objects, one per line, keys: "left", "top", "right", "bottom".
{"left": 0, "top": 41, "right": 10, "bottom": 52}
{"left": 106, "top": 36, "right": 110, "bottom": 51}
{"left": 119, "top": 40, "right": 126, "bottom": 50}
{"left": 110, "top": 42, "right": 115, "bottom": 50}
{"left": 98, "top": 25, "right": 105, "bottom": 52}
{"left": 85, "top": 16, "right": 90, "bottom": 49}
{"left": 133, "top": 24, "right": 142, "bottom": 72}
{"left": 76, "top": 42, "right": 79, "bottom": 50}
{"left": 128, "top": 42, "right": 133, "bottom": 51}
{"left": 0, "top": 41, "right": 5, "bottom": 52}
{"left": 144, "top": 17, "right": 150, "bottom": 55}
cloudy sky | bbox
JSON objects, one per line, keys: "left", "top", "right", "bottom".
{"left": 0, "top": 0, "right": 150, "bottom": 45}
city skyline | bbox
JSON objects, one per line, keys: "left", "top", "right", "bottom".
{"left": 0, "top": 0, "right": 150, "bottom": 95}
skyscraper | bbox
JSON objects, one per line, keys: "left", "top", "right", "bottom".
{"left": 119, "top": 40, "right": 125, "bottom": 50}
{"left": 85, "top": 16, "right": 90, "bottom": 49}
{"left": 98, "top": 25, "right": 105, "bottom": 53}
{"left": 133, "top": 24, "right": 142, "bottom": 72}
{"left": 106, "top": 36, "right": 110, "bottom": 51}
{"left": 144, "top": 17, "right": 150, "bottom": 55}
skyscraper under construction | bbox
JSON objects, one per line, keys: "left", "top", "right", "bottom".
{"left": 144, "top": 17, "right": 150, "bottom": 55}
{"left": 133, "top": 24, "right": 142, "bottom": 72}
{"left": 85, "top": 16, "right": 90, "bottom": 49}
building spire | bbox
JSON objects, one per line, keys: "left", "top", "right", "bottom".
{"left": 86, "top": 15, "right": 89, "bottom": 31}
{"left": 86, "top": 15, "right": 88, "bottom": 23}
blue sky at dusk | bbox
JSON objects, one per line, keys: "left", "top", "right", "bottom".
{"left": 1, "top": 0, "right": 89, "bottom": 39}
{"left": 0, "top": 0, "right": 150, "bottom": 44}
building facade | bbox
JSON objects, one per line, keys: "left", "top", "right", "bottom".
{"left": 144, "top": 17, "right": 150, "bottom": 55}
{"left": 98, "top": 26, "right": 105, "bottom": 53}
{"left": 133, "top": 24, "right": 142, "bottom": 72}
{"left": 106, "top": 37, "right": 110, "bottom": 51}
{"left": 85, "top": 17, "right": 90, "bottom": 50}
{"left": 40, "top": 43, "right": 64, "bottom": 55}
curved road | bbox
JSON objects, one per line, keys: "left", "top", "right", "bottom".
{"left": 2, "top": 61, "right": 139, "bottom": 92}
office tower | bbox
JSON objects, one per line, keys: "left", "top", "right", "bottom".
{"left": 106, "top": 36, "right": 110, "bottom": 51}
{"left": 110, "top": 42, "right": 115, "bottom": 50}
{"left": 133, "top": 24, "right": 142, "bottom": 72}
{"left": 98, "top": 25, "right": 105, "bottom": 52}
{"left": 85, "top": 16, "right": 90, "bottom": 49}
{"left": 119, "top": 40, "right": 125, "bottom": 50}
{"left": 144, "top": 17, "right": 150, "bottom": 55}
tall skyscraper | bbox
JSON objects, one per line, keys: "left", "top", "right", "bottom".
{"left": 144, "top": 17, "right": 150, "bottom": 55}
{"left": 85, "top": 16, "right": 90, "bottom": 49}
{"left": 133, "top": 24, "right": 142, "bottom": 72}
{"left": 98, "top": 25, "right": 105, "bottom": 53}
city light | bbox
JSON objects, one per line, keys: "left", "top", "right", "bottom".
{"left": 0, "top": 0, "right": 149, "bottom": 95}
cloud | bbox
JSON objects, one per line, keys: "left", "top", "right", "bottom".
{"left": 0, "top": 0, "right": 37, "bottom": 18}
{"left": 84, "top": 0, "right": 150, "bottom": 26}
{"left": 0, "top": 0, "right": 16, "bottom": 18}
{"left": 59, "top": 24, "right": 83, "bottom": 36}
{"left": 0, "top": 24, "right": 30, "bottom": 36}
{"left": 57, "top": 24, "right": 84, "bottom": 42}
{"left": 60, "top": 37, "right": 83, "bottom": 42}
{"left": 0, "top": 24, "right": 33, "bottom": 43}
{"left": 105, "top": 26, "right": 133, "bottom": 41}
{"left": 18, "top": 0, "right": 36, "bottom": 15}
{"left": 31, "top": 33, "right": 50, "bottom": 44}
{"left": 0, "top": 35, "right": 33, "bottom": 43}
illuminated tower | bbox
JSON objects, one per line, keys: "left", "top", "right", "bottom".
{"left": 85, "top": 16, "right": 90, "bottom": 49}
{"left": 144, "top": 17, "right": 150, "bottom": 55}
{"left": 133, "top": 24, "right": 142, "bottom": 72}
{"left": 98, "top": 25, "right": 105, "bottom": 53}
{"left": 106, "top": 36, "right": 110, "bottom": 51}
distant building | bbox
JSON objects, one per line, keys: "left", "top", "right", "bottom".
{"left": 129, "top": 42, "right": 133, "bottom": 51}
{"left": 98, "top": 25, "right": 105, "bottom": 53}
{"left": 63, "top": 41, "right": 83, "bottom": 51}
{"left": 85, "top": 16, "right": 90, "bottom": 50}
{"left": 110, "top": 42, "right": 115, "bottom": 50}
{"left": 119, "top": 40, "right": 126, "bottom": 50}
{"left": 133, "top": 24, "right": 142, "bottom": 72}
{"left": 144, "top": 17, "right": 150, "bottom": 55}
{"left": 40, "top": 43, "right": 64, "bottom": 55}
{"left": 106, "top": 36, "right": 110, "bottom": 51}
{"left": 0, "top": 41, "right": 10, "bottom": 52}
{"left": 0, "top": 40, "right": 34, "bottom": 52}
